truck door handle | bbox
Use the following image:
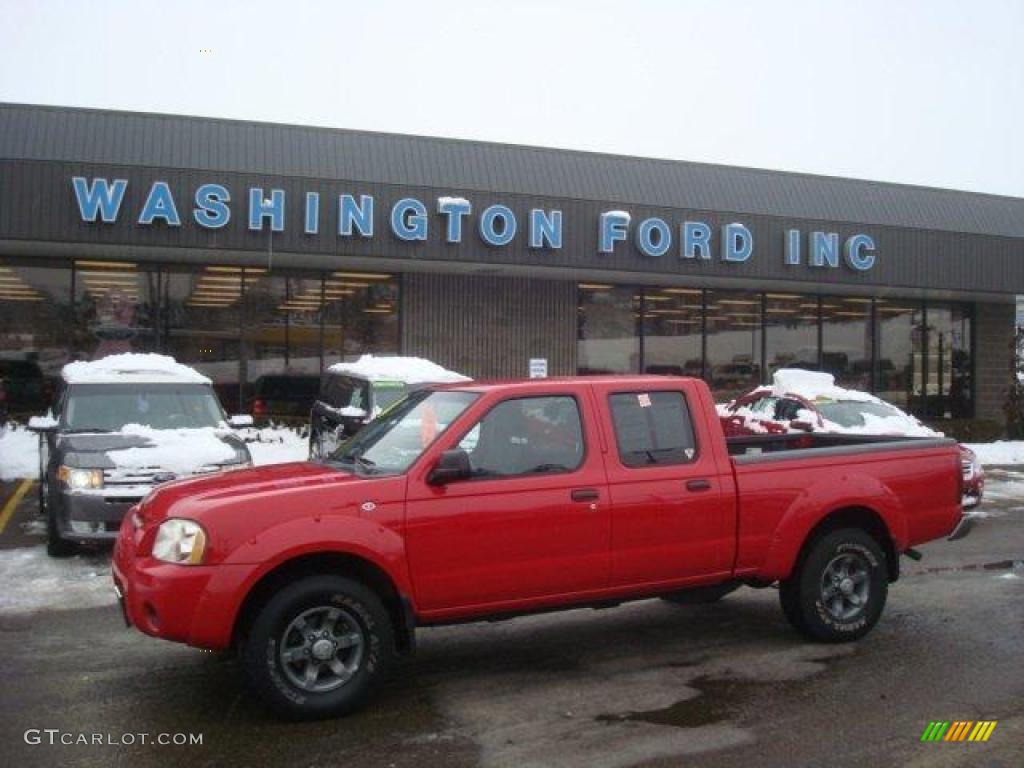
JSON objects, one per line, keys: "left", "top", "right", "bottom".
{"left": 686, "top": 479, "right": 712, "bottom": 492}
{"left": 571, "top": 488, "right": 600, "bottom": 502}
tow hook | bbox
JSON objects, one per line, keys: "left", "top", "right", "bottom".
{"left": 903, "top": 548, "right": 923, "bottom": 561}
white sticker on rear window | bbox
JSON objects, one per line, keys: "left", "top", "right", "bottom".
{"left": 638, "top": 393, "right": 652, "bottom": 408}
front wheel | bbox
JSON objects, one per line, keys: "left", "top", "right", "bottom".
{"left": 241, "top": 575, "right": 394, "bottom": 719}
{"left": 46, "top": 503, "right": 77, "bottom": 558}
{"left": 779, "top": 528, "right": 888, "bottom": 643}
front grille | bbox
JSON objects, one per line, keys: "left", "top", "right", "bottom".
{"left": 99, "top": 465, "right": 224, "bottom": 501}
{"left": 961, "top": 460, "right": 973, "bottom": 479}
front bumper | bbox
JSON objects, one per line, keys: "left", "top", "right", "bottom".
{"left": 111, "top": 517, "right": 249, "bottom": 650}
{"left": 55, "top": 487, "right": 148, "bottom": 540}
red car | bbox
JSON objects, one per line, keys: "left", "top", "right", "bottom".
{"left": 113, "top": 376, "right": 968, "bottom": 719}
{"left": 719, "top": 384, "right": 984, "bottom": 508}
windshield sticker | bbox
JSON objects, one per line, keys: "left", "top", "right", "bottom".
{"left": 638, "top": 393, "right": 652, "bottom": 408}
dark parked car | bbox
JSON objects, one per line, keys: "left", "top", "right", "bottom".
{"left": 308, "top": 356, "right": 468, "bottom": 459}
{"left": 308, "top": 371, "right": 415, "bottom": 459}
{"left": 30, "top": 354, "right": 253, "bottom": 556}
{"left": 0, "top": 358, "right": 52, "bottom": 416}
{"left": 248, "top": 374, "right": 321, "bottom": 423}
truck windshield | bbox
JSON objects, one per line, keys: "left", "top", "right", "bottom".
{"left": 328, "top": 389, "right": 478, "bottom": 474}
{"left": 63, "top": 383, "right": 227, "bottom": 432}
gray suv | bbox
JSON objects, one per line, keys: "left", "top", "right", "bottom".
{"left": 31, "top": 377, "right": 252, "bottom": 556}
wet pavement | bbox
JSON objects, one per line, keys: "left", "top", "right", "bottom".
{"left": 0, "top": 476, "right": 1021, "bottom": 768}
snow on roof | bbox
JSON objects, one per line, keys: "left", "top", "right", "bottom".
{"left": 327, "top": 355, "right": 469, "bottom": 385}
{"left": 769, "top": 369, "right": 873, "bottom": 402}
{"left": 62, "top": 353, "right": 211, "bottom": 385}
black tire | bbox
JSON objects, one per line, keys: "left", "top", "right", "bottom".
{"left": 779, "top": 528, "right": 888, "bottom": 643}
{"left": 46, "top": 505, "right": 77, "bottom": 558}
{"left": 662, "top": 582, "right": 739, "bottom": 605}
{"left": 241, "top": 575, "right": 394, "bottom": 719}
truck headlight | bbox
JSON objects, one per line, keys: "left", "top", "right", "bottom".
{"left": 152, "top": 519, "right": 207, "bottom": 565}
{"left": 57, "top": 466, "right": 104, "bottom": 490}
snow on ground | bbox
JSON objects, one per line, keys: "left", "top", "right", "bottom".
{"left": 0, "top": 424, "right": 40, "bottom": 481}
{"left": 244, "top": 426, "right": 310, "bottom": 466}
{"left": 327, "top": 354, "right": 469, "bottom": 384}
{"left": 62, "top": 353, "right": 210, "bottom": 384}
{"left": 0, "top": 546, "right": 116, "bottom": 615}
{"left": 964, "top": 441, "right": 1024, "bottom": 466}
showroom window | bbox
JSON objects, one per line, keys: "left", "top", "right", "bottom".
{"left": 704, "top": 290, "right": 762, "bottom": 401}
{"left": 765, "top": 293, "right": 819, "bottom": 379}
{"left": 822, "top": 296, "right": 873, "bottom": 390}
{"left": 641, "top": 288, "right": 702, "bottom": 377}
{"left": 577, "top": 284, "right": 641, "bottom": 374}
{"left": 162, "top": 266, "right": 250, "bottom": 413}
{"left": 875, "top": 300, "right": 925, "bottom": 413}
{"left": 73, "top": 260, "right": 160, "bottom": 360}
{"left": 924, "top": 303, "right": 973, "bottom": 419}
{"left": 0, "top": 259, "right": 74, "bottom": 416}
{"left": 322, "top": 272, "right": 400, "bottom": 365}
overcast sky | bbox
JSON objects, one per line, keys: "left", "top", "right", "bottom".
{"left": 1, "top": 0, "right": 1021, "bottom": 197}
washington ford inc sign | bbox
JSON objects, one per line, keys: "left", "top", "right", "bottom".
{"left": 71, "top": 177, "right": 878, "bottom": 271}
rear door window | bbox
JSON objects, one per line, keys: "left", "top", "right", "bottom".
{"left": 608, "top": 391, "right": 697, "bottom": 467}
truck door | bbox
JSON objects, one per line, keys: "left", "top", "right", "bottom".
{"left": 595, "top": 383, "right": 733, "bottom": 587}
{"left": 405, "top": 391, "right": 611, "bottom": 613}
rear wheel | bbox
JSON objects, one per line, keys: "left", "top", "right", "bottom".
{"left": 241, "top": 575, "right": 394, "bottom": 719}
{"left": 779, "top": 528, "right": 888, "bottom": 642}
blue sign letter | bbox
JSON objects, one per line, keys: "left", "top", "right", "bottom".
{"left": 844, "top": 234, "right": 876, "bottom": 271}
{"left": 391, "top": 198, "right": 427, "bottom": 241}
{"left": 339, "top": 194, "right": 374, "bottom": 237}
{"left": 438, "top": 197, "right": 471, "bottom": 243}
{"left": 248, "top": 188, "right": 285, "bottom": 232}
{"left": 529, "top": 209, "right": 563, "bottom": 249}
{"left": 305, "top": 192, "right": 320, "bottom": 235}
{"left": 810, "top": 231, "right": 840, "bottom": 268}
{"left": 722, "top": 223, "right": 753, "bottom": 262}
{"left": 193, "top": 184, "right": 231, "bottom": 229}
{"left": 785, "top": 229, "right": 801, "bottom": 265}
{"left": 599, "top": 211, "right": 630, "bottom": 254}
{"left": 138, "top": 181, "right": 181, "bottom": 227}
{"left": 637, "top": 218, "right": 671, "bottom": 257}
{"left": 72, "top": 177, "right": 127, "bottom": 223}
{"left": 681, "top": 221, "right": 712, "bottom": 259}
{"left": 479, "top": 205, "right": 517, "bottom": 246}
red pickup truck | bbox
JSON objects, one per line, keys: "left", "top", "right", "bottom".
{"left": 112, "top": 376, "right": 969, "bottom": 719}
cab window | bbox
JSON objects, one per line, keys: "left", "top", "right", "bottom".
{"left": 456, "top": 396, "right": 584, "bottom": 479}
{"left": 609, "top": 391, "right": 697, "bottom": 467}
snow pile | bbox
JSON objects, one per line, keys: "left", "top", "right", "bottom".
{"left": 62, "top": 353, "right": 210, "bottom": 385}
{"left": 964, "top": 441, "right": 1024, "bottom": 466}
{"left": 0, "top": 424, "right": 41, "bottom": 481}
{"left": 327, "top": 355, "right": 469, "bottom": 385}
{"left": 0, "top": 547, "right": 116, "bottom": 615}
{"left": 246, "top": 426, "right": 309, "bottom": 466}
{"left": 437, "top": 196, "right": 470, "bottom": 209}
{"left": 770, "top": 369, "right": 872, "bottom": 402}
{"left": 110, "top": 424, "right": 237, "bottom": 473}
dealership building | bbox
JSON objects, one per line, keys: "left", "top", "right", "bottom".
{"left": 1, "top": 102, "right": 1023, "bottom": 424}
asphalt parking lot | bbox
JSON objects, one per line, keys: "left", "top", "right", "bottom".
{"left": 0, "top": 475, "right": 1021, "bottom": 768}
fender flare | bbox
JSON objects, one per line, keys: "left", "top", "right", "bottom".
{"left": 758, "top": 472, "right": 909, "bottom": 582}
{"left": 189, "top": 515, "right": 414, "bottom": 648}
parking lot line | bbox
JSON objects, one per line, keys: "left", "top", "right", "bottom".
{"left": 0, "top": 479, "right": 33, "bottom": 534}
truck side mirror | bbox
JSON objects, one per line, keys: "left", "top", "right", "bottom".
{"left": 27, "top": 414, "right": 58, "bottom": 433}
{"left": 427, "top": 449, "right": 472, "bottom": 486}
